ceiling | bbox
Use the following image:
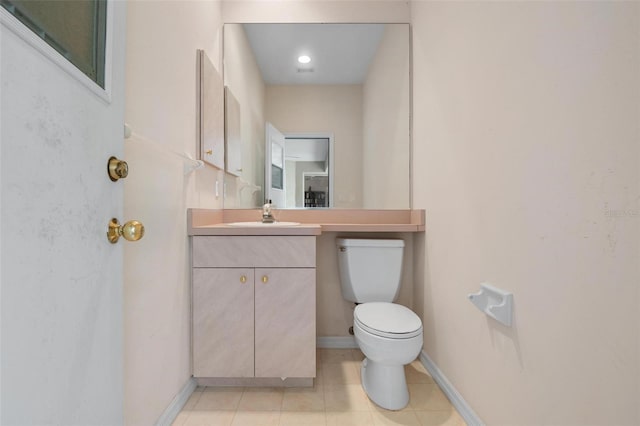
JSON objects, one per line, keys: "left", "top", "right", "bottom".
{"left": 243, "top": 23, "right": 385, "bottom": 85}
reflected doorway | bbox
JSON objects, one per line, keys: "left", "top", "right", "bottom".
{"left": 265, "top": 122, "right": 334, "bottom": 208}
{"left": 285, "top": 134, "right": 334, "bottom": 208}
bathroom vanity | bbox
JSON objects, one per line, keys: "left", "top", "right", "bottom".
{"left": 188, "top": 208, "right": 425, "bottom": 386}
{"left": 192, "top": 236, "right": 317, "bottom": 382}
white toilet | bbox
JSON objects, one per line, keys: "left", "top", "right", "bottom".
{"left": 336, "top": 238, "right": 423, "bottom": 410}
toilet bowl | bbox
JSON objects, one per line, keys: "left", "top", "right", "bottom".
{"left": 336, "top": 238, "right": 424, "bottom": 410}
{"left": 353, "top": 302, "right": 423, "bottom": 410}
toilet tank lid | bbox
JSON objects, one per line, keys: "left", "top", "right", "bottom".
{"left": 336, "top": 238, "right": 404, "bottom": 248}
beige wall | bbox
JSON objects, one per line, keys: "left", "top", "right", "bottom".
{"left": 124, "top": 1, "right": 222, "bottom": 424}
{"left": 411, "top": 2, "right": 640, "bottom": 424}
{"left": 362, "top": 24, "right": 410, "bottom": 209}
{"left": 223, "top": 24, "right": 266, "bottom": 208}
{"left": 266, "top": 85, "right": 364, "bottom": 208}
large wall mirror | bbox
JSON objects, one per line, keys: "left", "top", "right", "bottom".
{"left": 222, "top": 23, "right": 410, "bottom": 209}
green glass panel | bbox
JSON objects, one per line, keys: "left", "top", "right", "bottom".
{"left": 1, "top": 0, "right": 106, "bottom": 88}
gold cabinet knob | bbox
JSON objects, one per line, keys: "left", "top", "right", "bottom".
{"left": 205, "top": 149, "right": 213, "bottom": 155}
{"left": 240, "top": 275, "right": 247, "bottom": 283}
{"left": 108, "top": 156, "right": 128, "bottom": 181}
{"left": 262, "top": 275, "right": 268, "bottom": 283}
{"left": 107, "top": 218, "right": 145, "bottom": 244}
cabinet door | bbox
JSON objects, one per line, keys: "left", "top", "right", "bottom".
{"left": 193, "top": 268, "right": 254, "bottom": 377}
{"left": 255, "top": 268, "right": 316, "bottom": 378}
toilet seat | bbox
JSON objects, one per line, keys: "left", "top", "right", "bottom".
{"left": 354, "top": 302, "right": 422, "bottom": 339}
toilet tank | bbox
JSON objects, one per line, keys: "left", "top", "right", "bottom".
{"left": 336, "top": 238, "right": 404, "bottom": 303}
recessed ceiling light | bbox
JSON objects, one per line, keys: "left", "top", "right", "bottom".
{"left": 298, "top": 55, "right": 311, "bottom": 64}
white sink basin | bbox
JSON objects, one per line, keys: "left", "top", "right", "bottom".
{"left": 226, "top": 221, "right": 301, "bottom": 227}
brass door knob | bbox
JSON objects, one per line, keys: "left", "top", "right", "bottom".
{"left": 262, "top": 275, "right": 268, "bottom": 283}
{"left": 108, "top": 156, "right": 128, "bottom": 181}
{"left": 205, "top": 149, "right": 213, "bottom": 155}
{"left": 240, "top": 275, "right": 247, "bottom": 283}
{"left": 107, "top": 218, "right": 145, "bottom": 243}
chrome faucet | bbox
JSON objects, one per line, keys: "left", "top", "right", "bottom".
{"left": 262, "top": 200, "right": 276, "bottom": 223}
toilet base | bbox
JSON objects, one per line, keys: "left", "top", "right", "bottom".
{"left": 360, "top": 358, "right": 409, "bottom": 410}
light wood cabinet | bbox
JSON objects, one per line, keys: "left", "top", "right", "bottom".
{"left": 193, "top": 268, "right": 254, "bottom": 377}
{"left": 255, "top": 268, "right": 315, "bottom": 378}
{"left": 192, "top": 236, "right": 316, "bottom": 379}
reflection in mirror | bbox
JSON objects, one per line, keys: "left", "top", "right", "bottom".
{"left": 223, "top": 23, "right": 409, "bottom": 209}
{"left": 265, "top": 122, "right": 285, "bottom": 207}
{"left": 286, "top": 136, "right": 332, "bottom": 208}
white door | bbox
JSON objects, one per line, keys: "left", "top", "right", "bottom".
{"left": 265, "top": 122, "right": 286, "bottom": 208}
{"left": 1, "top": 3, "right": 126, "bottom": 424}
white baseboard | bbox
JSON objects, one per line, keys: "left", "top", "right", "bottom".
{"left": 155, "top": 377, "right": 197, "bottom": 426}
{"left": 419, "top": 350, "right": 484, "bottom": 426}
{"left": 317, "top": 336, "right": 358, "bottom": 348}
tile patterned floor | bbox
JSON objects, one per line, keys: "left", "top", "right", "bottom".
{"left": 173, "top": 349, "right": 467, "bottom": 426}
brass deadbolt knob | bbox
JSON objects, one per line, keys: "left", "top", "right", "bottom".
{"left": 108, "top": 156, "right": 129, "bottom": 181}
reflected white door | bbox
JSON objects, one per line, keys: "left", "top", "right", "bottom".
{"left": 265, "top": 122, "right": 286, "bottom": 208}
{"left": 1, "top": 3, "right": 126, "bottom": 424}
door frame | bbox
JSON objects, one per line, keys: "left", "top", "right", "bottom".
{"left": 265, "top": 122, "right": 286, "bottom": 207}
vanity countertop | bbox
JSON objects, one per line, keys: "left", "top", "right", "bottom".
{"left": 188, "top": 209, "right": 425, "bottom": 236}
